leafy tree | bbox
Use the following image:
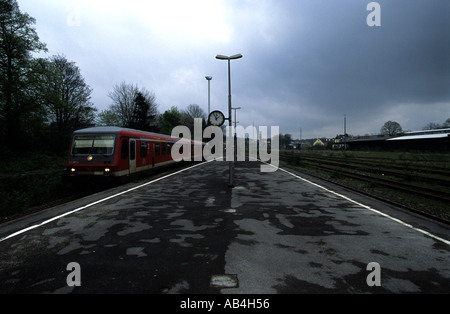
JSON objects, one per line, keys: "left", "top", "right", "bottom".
{"left": 47, "top": 55, "right": 95, "bottom": 130}
{"left": 0, "top": 0, "right": 47, "bottom": 150}
{"left": 444, "top": 118, "right": 450, "bottom": 128}
{"left": 159, "top": 106, "right": 182, "bottom": 135}
{"left": 380, "top": 121, "right": 403, "bottom": 136}
{"left": 35, "top": 55, "right": 96, "bottom": 150}
{"left": 130, "top": 91, "right": 158, "bottom": 131}
{"left": 279, "top": 133, "right": 292, "bottom": 149}
{"left": 96, "top": 109, "right": 121, "bottom": 127}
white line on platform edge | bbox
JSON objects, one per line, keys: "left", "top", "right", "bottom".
{"left": 274, "top": 164, "right": 450, "bottom": 246}
{"left": 2, "top": 160, "right": 448, "bottom": 246}
{"left": 0, "top": 162, "right": 208, "bottom": 243}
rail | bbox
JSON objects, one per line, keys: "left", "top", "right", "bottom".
{"left": 280, "top": 151, "right": 450, "bottom": 223}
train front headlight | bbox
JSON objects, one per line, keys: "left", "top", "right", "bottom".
{"left": 104, "top": 168, "right": 111, "bottom": 173}
{"left": 70, "top": 168, "right": 76, "bottom": 173}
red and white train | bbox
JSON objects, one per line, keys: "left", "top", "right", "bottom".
{"left": 65, "top": 126, "right": 202, "bottom": 180}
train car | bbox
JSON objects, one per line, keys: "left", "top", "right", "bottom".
{"left": 65, "top": 126, "right": 201, "bottom": 180}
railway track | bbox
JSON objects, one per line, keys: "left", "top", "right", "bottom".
{"left": 280, "top": 151, "right": 450, "bottom": 223}
{"left": 291, "top": 154, "right": 450, "bottom": 181}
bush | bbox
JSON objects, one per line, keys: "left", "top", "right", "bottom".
{"left": 0, "top": 154, "right": 68, "bottom": 220}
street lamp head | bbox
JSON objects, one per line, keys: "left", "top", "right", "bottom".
{"left": 216, "top": 54, "right": 243, "bottom": 60}
{"left": 205, "top": 76, "right": 213, "bottom": 81}
{"left": 216, "top": 55, "right": 229, "bottom": 60}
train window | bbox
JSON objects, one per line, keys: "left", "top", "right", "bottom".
{"left": 72, "top": 135, "right": 115, "bottom": 156}
{"left": 130, "top": 140, "right": 136, "bottom": 161}
{"left": 155, "top": 142, "right": 161, "bottom": 156}
{"left": 162, "top": 142, "right": 166, "bottom": 155}
{"left": 72, "top": 135, "right": 116, "bottom": 156}
{"left": 140, "top": 141, "right": 147, "bottom": 157}
{"left": 121, "top": 139, "right": 129, "bottom": 159}
{"left": 167, "top": 143, "right": 171, "bottom": 155}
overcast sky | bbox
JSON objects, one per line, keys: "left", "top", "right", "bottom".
{"left": 19, "top": 0, "right": 450, "bottom": 139}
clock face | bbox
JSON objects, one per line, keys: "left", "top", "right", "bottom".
{"left": 208, "top": 110, "right": 226, "bottom": 127}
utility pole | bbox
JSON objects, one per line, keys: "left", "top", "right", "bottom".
{"left": 344, "top": 115, "right": 347, "bottom": 152}
{"left": 205, "top": 76, "right": 212, "bottom": 116}
{"left": 300, "top": 127, "right": 302, "bottom": 150}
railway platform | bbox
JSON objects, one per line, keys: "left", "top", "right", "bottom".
{"left": 0, "top": 159, "right": 449, "bottom": 294}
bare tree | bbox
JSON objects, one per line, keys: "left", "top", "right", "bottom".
{"left": 181, "top": 104, "right": 206, "bottom": 134}
{"left": 108, "top": 82, "right": 138, "bottom": 127}
{"left": 107, "top": 82, "right": 158, "bottom": 129}
{"left": 185, "top": 104, "right": 206, "bottom": 120}
{"left": 380, "top": 121, "right": 403, "bottom": 136}
{"left": 423, "top": 122, "right": 441, "bottom": 130}
{"left": 423, "top": 118, "right": 450, "bottom": 130}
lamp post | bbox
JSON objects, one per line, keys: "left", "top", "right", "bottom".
{"left": 216, "top": 54, "right": 243, "bottom": 187}
{"left": 232, "top": 107, "right": 241, "bottom": 162}
{"left": 205, "top": 76, "right": 212, "bottom": 116}
{"left": 232, "top": 107, "right": 241, "bottom": 129}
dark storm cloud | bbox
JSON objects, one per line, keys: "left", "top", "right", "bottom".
{"left": 18, "top": 0, "right": 450, "bottom": 138}
{"left": 233, "top": 0, "right": 449, "bottom": 135}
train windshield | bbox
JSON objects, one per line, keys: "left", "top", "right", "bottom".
{"left": 71, "top": 135, "right": 116, "bottom": 156}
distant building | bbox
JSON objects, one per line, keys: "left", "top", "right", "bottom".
{"left": 342, "top": 128, "right": 449, "bottom": 151}
{"left": 386, "top": 128, "right": 449, "bottom": 151}
{"left": 313, "top": 138, "right": 325, "bottom": 147}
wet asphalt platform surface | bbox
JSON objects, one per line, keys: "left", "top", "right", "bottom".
{"left": 0, "top": 160, "right": 449, "bottom": 294}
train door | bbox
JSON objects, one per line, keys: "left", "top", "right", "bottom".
{"left": 151, "top": 141, "right": 155, "bottom": 168}
{"left": 129, "top": 139, "right": 137, "bottom": 174}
